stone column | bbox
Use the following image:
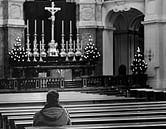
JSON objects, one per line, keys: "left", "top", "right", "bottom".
{"left": 0, "top": 0, "right": 25, "bottom": 78}
{"left": 103, "top": 27, "right": 114, "bottom": 75}
{"left": 76, "top": 0, "right": 103, "bottom": 75}
{"left": 143, "top": 0, "right": 166, "bottom": 89}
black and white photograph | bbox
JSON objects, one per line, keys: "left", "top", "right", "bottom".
{"left": 0, "top": 0, "right": 165, "bottom": 129}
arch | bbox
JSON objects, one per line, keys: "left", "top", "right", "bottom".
{"left": 113, "top": 13, "right": 128, "bottom": 30}
{"left": 105, "top": 8, "right": 144, "bottom": 28}
{"left": 103, "top": 7, "right": 145, "bottom": 75}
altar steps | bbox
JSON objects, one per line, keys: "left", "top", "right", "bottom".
{"left": 64, "top": 81, "right": 82, "bottom": 88}
{"left": 81, "top": 88, "right": 121, "bottom": 96}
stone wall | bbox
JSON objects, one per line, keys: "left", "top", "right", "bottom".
{"left": 77, "top": 0, "right": 103, "bottom": 75}
{"left": 0, "top": 0, "right": 25, "bottom": 78}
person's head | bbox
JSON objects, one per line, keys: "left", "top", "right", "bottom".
{"left": 46, "top": 90, "right": 59, "bottom": 105}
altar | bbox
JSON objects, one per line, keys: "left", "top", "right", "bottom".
{"left": 12, "top": 63, "right": 95, "bottom": 81}
{"left": 9, "top": 1, "right": 99, "bottom": 81}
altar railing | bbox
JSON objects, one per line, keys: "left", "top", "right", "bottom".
{"left": 0, "top": 77, "right": 64, "bottom": 90}
{"left": 0, "top": 75, "right": 147, "bottom": 90}
{"left": 82, "top": 74, "right": 147, "bottom": 88}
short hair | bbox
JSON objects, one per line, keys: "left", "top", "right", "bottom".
{"left": 47, "top": 90, "right": 59, "bottom": 104}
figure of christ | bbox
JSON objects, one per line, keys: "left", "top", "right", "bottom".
{"left": 45, "top": 2, "right": 61, "bottom": 57}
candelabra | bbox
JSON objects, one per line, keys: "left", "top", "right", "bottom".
{"left": 73, "top": 40, "right": 76, "bottom": 61}
{"left": 60, "top": 20, "right": 66, "bottom": 58}
{"left": 26, "top": 32, "right": 32, "bottom": 62}
{"left": 68, "top": 33, "right": 74, "bottom": 60}
{"left": 39, "top": 40, "right": 46, "bottom": 62}
{"left": 39, "top": 20, "right": 46, "bottom": 62}
{"left": 75, "top": 33, "right": 82, "bottom": 61}
{"left": 33, "top": 35, "right": 39, "bottom": 62}
{"left": 33, "top": 20, "right": 39, "bottom": 62}
{"left": 26, "top": 20, "right": 32, "bottom": 62}
{"left": 60, "top": 36, "right": 66, "bottom": 57}
{"left": 65, "top": 41, "right": 69, "bottom": 61}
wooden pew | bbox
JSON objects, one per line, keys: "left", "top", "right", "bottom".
{"left": 129, "top": 88, "right": 166, "bottom": 101}
{"left": 0, "top": 91, "right": 165, "bottom": 129}
{"left": 12, "top": 115, "right": 166, "bottom": 129}
{"left": 2, "top": 100, "right": 166, "bottom": 129}
{"left": 5, "top": 109, "right": 166, "bottom": 128}
{"left": 25, "top": 121, "right": 166, "bottom": 129}
{"left": 2, "top": 99, "right": 166, "bottom": 112}
{"left": 4, "top": 105, "right": 166, "bottom": 129}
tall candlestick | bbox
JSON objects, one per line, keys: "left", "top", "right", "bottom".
{"left": 80, "top": 40, "right": 82, "bottom": 51}
{"left": 77, "top": 27, "right": 79, "bottom": 34}
{"left": 73, "top": 40, "right": 75, "bottom": 51}
{"left": 40, "top": 41, "right": 42, "bottom": 51}
{"left": 27, "top": 19, "right": 29, "bottom": 34}
{"left": 66, "top": 41, "right": 68, "bottom": 52}
{"left": 42, "top": 20, "right": 44, "bottom": 34}
{"left": 35, "top": 19, "right": 37, "bottom": 34}
{"left": 70, "top": 20, "right": 72, "bottom": 34}
{"left": 62, "top": 20, "right": 64, "bottom": 34}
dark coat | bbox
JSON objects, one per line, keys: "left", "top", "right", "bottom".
{"left": 33, "top": 104, "right": 71, "bottom": 126}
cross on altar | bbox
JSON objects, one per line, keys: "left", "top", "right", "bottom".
{"left": 45, "top": 2, "right": 61, "bottom": 57}
{"left": 45, "top": 2, "right": 61, "bottom": 43}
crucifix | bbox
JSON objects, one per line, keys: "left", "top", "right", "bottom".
{"left": 45, "top": 2, "right": 61, "bottom": 56}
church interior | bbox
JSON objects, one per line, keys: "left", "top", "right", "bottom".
{"left": 1, "top": 0, "right": 166, "bottom": 128}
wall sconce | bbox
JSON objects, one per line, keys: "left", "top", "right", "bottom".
{"left": 145, "top": 49, "right": 154, "bottom": 62}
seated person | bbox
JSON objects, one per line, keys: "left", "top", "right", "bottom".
{"left": 33, "top": 90, "right": 71, "bottom": 126}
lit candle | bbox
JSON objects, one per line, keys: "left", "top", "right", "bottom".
{"left": 70, "top": 20, "right": 72, "bottom": 34}
{"left": 35, "top": 19, "right": 37, "bottom": 34}
{"left": 42, "top": 20, "right": 44, "bottom": 34}
{"left": 27, "top": 19, "right": 29, "bottom": 34}
{"left": 62, "top": 20, "right": 64, "bottom": 34}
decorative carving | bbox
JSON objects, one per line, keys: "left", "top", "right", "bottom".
{"left": 109, "top": 0, "right": 130, "bottom": 12}
{"left": 112, "top": 5, "right": 131, "bottom": 12}
{"left": 9, "top": 4, "right": 21, "bottom": 19}
{"left": 81, "top": 6, "right": 94, "bottom": 21}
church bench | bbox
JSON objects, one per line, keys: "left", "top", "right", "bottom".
{"left": 3, "top": 103, "right": 166, "bottom": 118}
{"left": 3, "top": 102, "right": 166, "bottom": 129}
{"left": 1, "top": 108, "right": 120, "bottom": 128}
{"left": 2, "top": 101, "right": 166, "bottom": 119}
{"left": 4, "top": 108, "right": 166, "bottom": 129}
{"left": 1, "top": 98, "right": 166, "bottom": 110}
{"left": 6, "top": 110, "right": 166, "bottom": 125}
{"left": 5, "top": 112, "right": 116, "bottom": 129}
{"left": 0, "top": 106, "right": 127, "bottom": 129}
{"left": 24, "top": 121, "right": 166, "bottom": 129}
{"left": 0, "top": 103, "right": 114, "bottom": 113}
{"left": 2, "top": 100, "right": 166, "bottom": 113}
{"left": 129, "top": 88, "right": 166, "bottom": 101}
{"left": 11, "top": 115, "right": 166, "bottom": 129}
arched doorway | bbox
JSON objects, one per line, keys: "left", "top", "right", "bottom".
{"left": 113, "top": 8, "right": 144, "bottom": 75}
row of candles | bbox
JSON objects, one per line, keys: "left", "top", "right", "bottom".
{"left": 26, "top": 19, "right": 83, "bottom": 62}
